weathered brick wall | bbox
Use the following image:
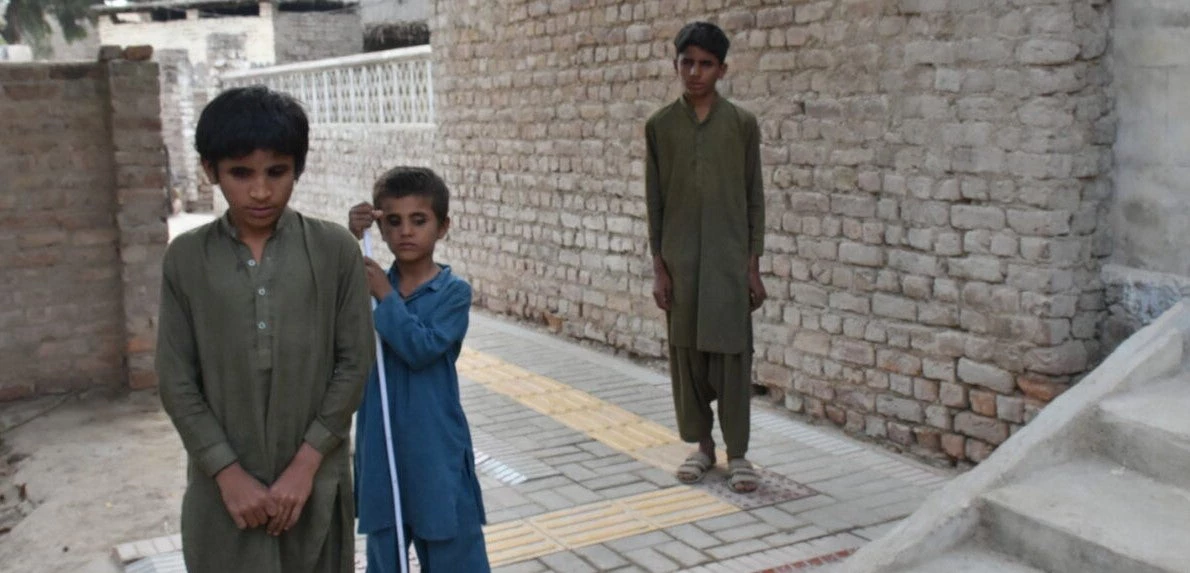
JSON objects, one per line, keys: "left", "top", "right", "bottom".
{"left": 286, "top": 125, "right": 436, "bottom": 266}
{"left": 108, "top": 58, "right": 171, "bottom": 390}
{"left": 274, "top": 9, "right": 364, "bottom": 64}
{"left": 431, "top": 0, "right": 1113, "bottom": 465}
{"left": 158, "top": 49, "right": 201, "bottom": 211}
{"left": 0, "top": 57, "right": 169, "bottom": 400}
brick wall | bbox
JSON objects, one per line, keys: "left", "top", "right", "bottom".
{"left": 274, "top": 9, "right": 364, "bottom": 64}
{"left": 0, "top": 56, "right": 169, "bottom": 400}
{"left": 158, "top": 50, "right": 201, "bottom": 211}
{"left": 430, "top": 0, "right": 1114, "bottom": 465}
{"left": 285, "top": 125, "right": 436, "bottom": 267}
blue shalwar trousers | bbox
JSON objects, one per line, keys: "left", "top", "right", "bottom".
{"left": 365, "top": 486, "right": 490, "bottom": 573}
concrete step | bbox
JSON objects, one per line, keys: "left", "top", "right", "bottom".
{"left": 1098, "top": 376, "right": 1190, "bottom": 491}
{"left": 982, "top": 459, "right": 1190, "bottom": 573}
{"left": 895, "top": 547, "right": 1045, "bottom": 573}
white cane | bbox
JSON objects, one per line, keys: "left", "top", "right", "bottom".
{"left": 363, "top": 233, "right": 410, "bottom": 573}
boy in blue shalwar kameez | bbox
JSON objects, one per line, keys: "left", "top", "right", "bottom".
{"left": 348, "top": 167, "right": 490, "bottom": 573}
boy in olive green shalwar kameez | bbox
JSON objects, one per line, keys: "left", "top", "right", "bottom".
{"left": 156, "top": 87, "right": 374, "bottom": 572}
{"left": 645, "top": 22, "right": 766, "bottom": 493}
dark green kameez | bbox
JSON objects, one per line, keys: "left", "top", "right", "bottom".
{"left": 156, "top": 209, "right": 374, "bottom": 573}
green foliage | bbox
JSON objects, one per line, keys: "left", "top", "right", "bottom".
{"left": 1, "top": 0, "right": 95, "bottom": 55}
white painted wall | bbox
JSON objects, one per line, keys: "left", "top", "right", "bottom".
{"left": 361, "top": 0, "right": 429, "bottom": 25}
{"left": 1110, "top": 0, "right": 1190, "bottom": 277}
{"left": 96, "top": 11, "right": 275, "bottom": 65}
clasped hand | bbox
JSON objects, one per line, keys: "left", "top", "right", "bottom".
{"left": 214, "top": 444, "right": 323, "bottom": 536}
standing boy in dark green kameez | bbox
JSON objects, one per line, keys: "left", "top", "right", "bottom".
{"left": 645, "top": 22, "right": 766, "bottom": 493}
{"left": 156, "top": 86, "right": 375, "bottom": 572}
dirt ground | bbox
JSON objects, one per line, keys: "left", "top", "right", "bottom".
{"left": 0, "top": 389, "right": 184, "bottom": 573}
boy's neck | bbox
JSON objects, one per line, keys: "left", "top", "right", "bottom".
{"left": 684, "top": 90, "right": 718, "bottom": 110}
{"left": 396, "top": 258, "right": 440, "bottom": 294}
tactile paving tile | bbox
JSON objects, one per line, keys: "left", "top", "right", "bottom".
{"left": 484, "top": 521, "right": 565, "bottom": 566}
{"left": 480, "top": 486, "right": 736, "bottom": 567}
{"left": 622, "top": 486, "right": 741, "bottom": 528}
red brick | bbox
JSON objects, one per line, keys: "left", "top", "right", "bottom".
{"left": 1017, "top": 374, "right": 1068, "bottom": 402}
{"left": 0, "top": 384, "right": 35, "bottom": 402}
{"left": 941, "top": 433, "right": 966, "bottom": 460}
{"left": 3, "top": 84, "right": 61, "bottom": 100}
{"left": 825, "top": 405, "right": 847, "bottom": 426}
{"left": 122, "top": 45, "right": 155, "bottom": 61}
{"left": 914, "top": 427, "right": 942, "bottom": 451}
{"left": 970, "top": 390, "right": 997, "bottom": 417}
{"left": 128, "top": 370, "right": 158, "bottom": 390}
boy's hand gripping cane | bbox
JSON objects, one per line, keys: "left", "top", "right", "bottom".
{"left": 362, "top": 234, "right": 410, "bottom": 573}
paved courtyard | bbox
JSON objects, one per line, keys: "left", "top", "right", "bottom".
{"left": 121, "top": 258, "right": 952, "bottom": 572}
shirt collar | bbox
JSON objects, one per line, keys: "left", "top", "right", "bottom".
{"left": 388, "top": 263, "right": 453, "bottom": 298}
{"left": 678, "top": 92, "right": 722, "bottom": 124}
{"left": 218, "top": 207, "right": 297, "bottom": 239}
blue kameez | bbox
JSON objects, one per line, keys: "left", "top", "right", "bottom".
{"left": 353, "top": 264, "right": 489, "bottom": 572}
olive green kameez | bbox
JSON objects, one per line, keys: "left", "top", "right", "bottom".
{"left": 156, "top": 209, "right": 374, "bottom": 573}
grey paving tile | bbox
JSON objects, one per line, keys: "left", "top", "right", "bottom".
{"left": 663, "top": 523, "right": 722, "bottom": 550}
{"left": 706, "top": 538, "right": 769, "bottom": 560}
{"left": 749, "top": 506, "right": 809, "bottom": 529}
{"left": 493, "top": 559, "right": 548, "bottom": 573}
{"left": 525, "top": 489, "right": 578, "bottom": 512}
{"left": 622, "top": 547, "right": 679, "bottom": 573}
{"left": 605, "top": 531, "right": 676, "bottom": 553}
{"left": 539, "top": 551, "right": 596, "bottom": 573}
{"left": 853, "top": 519, "right": 903, "bottom": 541}
{"left": 653, "top": 540, "right": 711, "bottom": 567}
{"left": 596, "top": 481, "right": 658, "bottom": 499}
{"left": 713, "top": 521, "right": 780, "bottom": 544}
{"left": 695, "top": 511, "right": 760, "bottom": 533}
{"left": 581, "top": 471, "right": 644, "bottom": 491}
{"left": 572, "top": 544, "right": 630, "bottom": 570}
{"left": 760, "top": 524, "right": 832, "bottom": 547}
{"left": 776, "top": 494, "right": 838, "bottom": 515}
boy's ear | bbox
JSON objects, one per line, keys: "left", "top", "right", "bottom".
{"left": 201, "top": 159, "right": 218, "bottom": 184}
{"left": 438, "top": 216, "right": 451, "bottom": 239}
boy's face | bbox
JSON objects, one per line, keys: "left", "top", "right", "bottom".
{"left": 205, "top": 149, "right": 296, "bottom": 238}
{"left": 675, "top": 45, "right": 726, "bottom": 99}
{"left": 377, "top": 195, "right": 449, "bottom": 265}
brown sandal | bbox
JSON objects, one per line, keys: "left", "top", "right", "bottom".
{"left": 728, "top": 458, "right": 759, "bottom": 493}
{"left": 676, "top": 451, "right": 714, "bottom": 484}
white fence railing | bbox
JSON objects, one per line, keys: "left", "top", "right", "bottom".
{"left": 221, "top": 45, "right": 434, "bottom": 126}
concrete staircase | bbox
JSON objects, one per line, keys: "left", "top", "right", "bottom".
{"left": 841, "top": 301, "right": 1190, "bottom": 573}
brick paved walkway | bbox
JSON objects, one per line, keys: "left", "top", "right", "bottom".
{"left": 122, "top": 311, "right": 952, "bottom": 573}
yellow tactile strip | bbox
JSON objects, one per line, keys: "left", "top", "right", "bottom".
{"left": 483, "top": 486, "right": 737, "bottom": 567}
{"left": 457, "top": 347, "right": 825, "bottom": 567}
{"left": 457, "top": 348, "right": 728, "bottom": 468}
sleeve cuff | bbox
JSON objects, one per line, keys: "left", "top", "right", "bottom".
{"left": 304, "top": 418, "right": 342, "bottom": 455}
{"left": 196, "top": 442, "right": 238, "bottom": 478}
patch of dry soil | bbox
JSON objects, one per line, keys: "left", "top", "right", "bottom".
{"left": 0, "top": 390, "right": 184, "bottom": 573}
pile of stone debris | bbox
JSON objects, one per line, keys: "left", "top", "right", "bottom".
{"left": 0, "top": 436, "right": 33, "bottom": 536}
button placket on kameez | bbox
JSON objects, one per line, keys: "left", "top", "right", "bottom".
{"left": 233, "top": 240, "right": 282, "bottom": 373}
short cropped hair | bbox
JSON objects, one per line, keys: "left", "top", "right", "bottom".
{"left": 674, "top": 21, "right": 730, "bottom": 63}
{"left": 373, "top": 166, "right": 450, "bottom": 224}
{"left": 195, "top": 85, "right": 310, "bottom": 177}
